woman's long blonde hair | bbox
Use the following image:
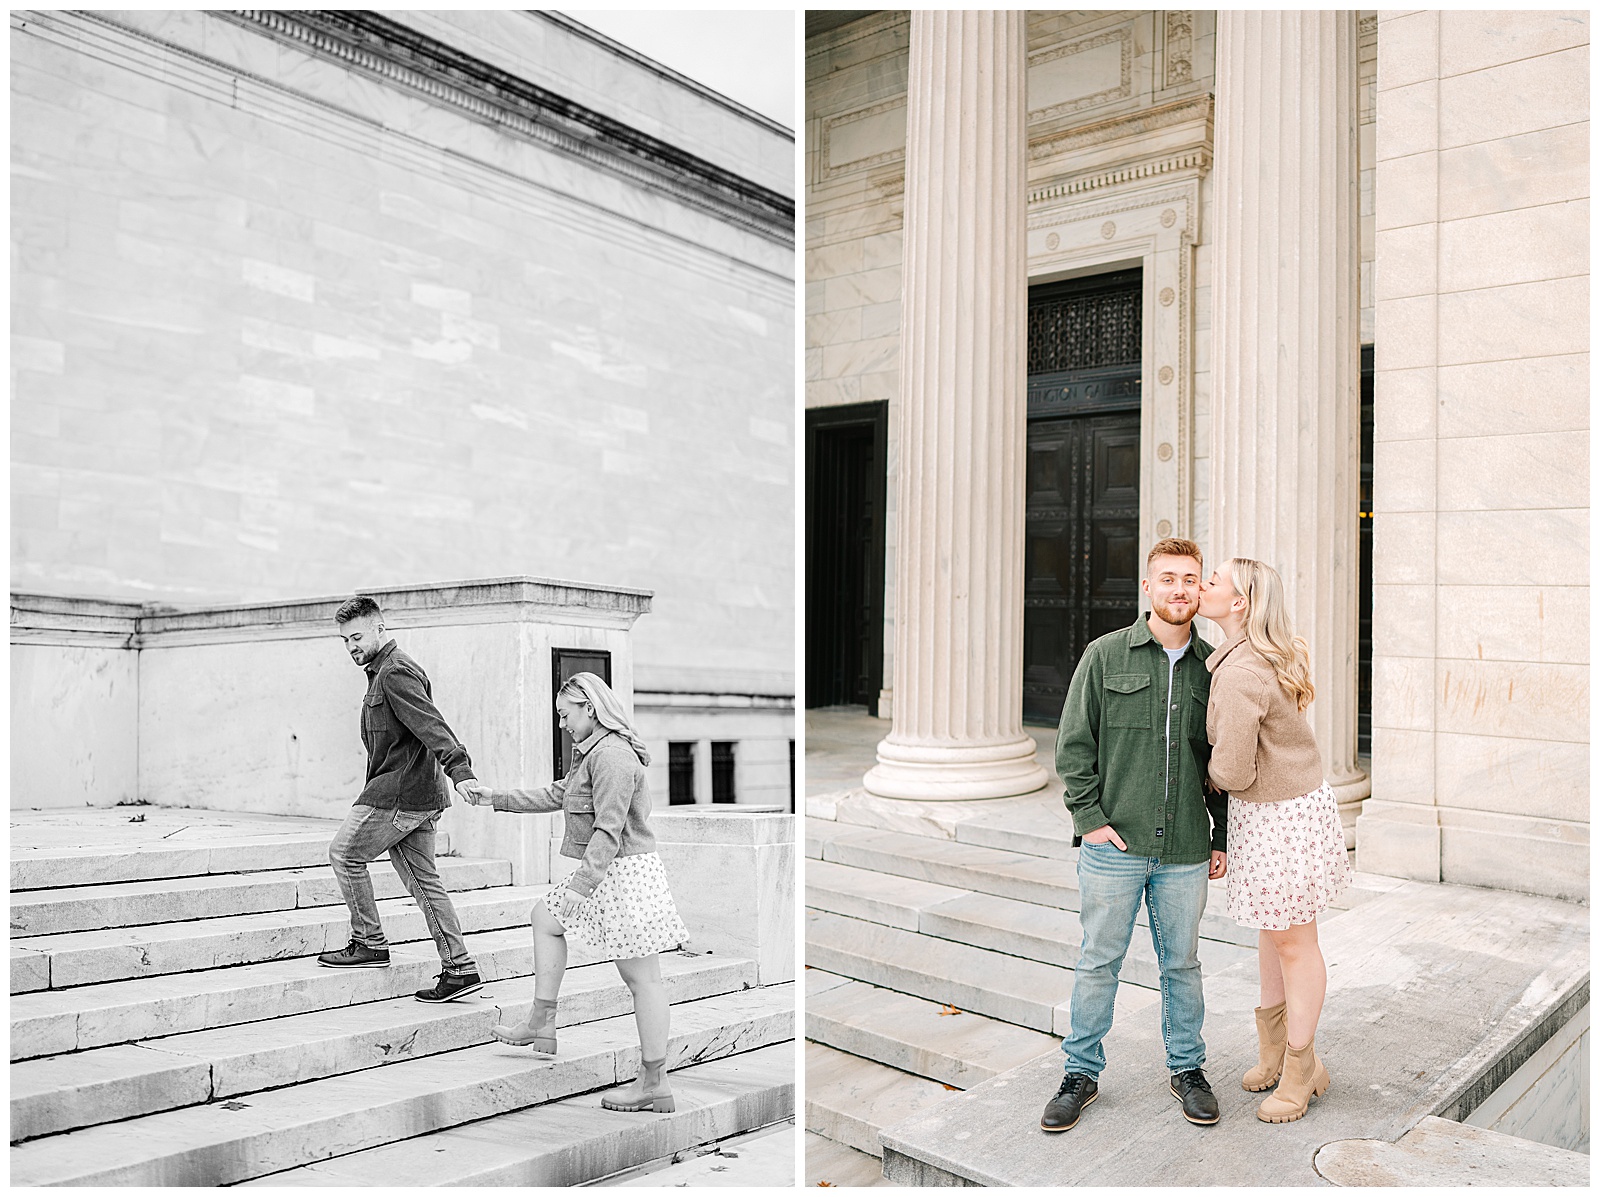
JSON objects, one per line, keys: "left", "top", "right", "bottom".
{"left": 1226, "top": 558, "right": 1315, "bottom": 712}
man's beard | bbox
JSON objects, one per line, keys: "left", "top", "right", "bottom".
{"left": 1150, "top": 596, "right": 1195, "bottom": 627}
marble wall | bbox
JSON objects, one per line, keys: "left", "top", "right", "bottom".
{"left": 1360, "top": 11, "right": 1589, "bottom": 900}
{"left": 10, "top": 11, "right": 795, "bottom": 797}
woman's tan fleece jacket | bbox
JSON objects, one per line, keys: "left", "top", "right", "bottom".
{"left": 1205, "top": 631, "right": 1324, "bottom": 802}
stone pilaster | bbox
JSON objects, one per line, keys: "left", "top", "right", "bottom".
{"left": 863, "top": 10, "right": 1049, "bottom": 801}
{"left": 1209, "top": 11, "right": 1370, "bottom": 839}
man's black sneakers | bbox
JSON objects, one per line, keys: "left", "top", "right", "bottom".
{"left": 317, "top": 940, "right": 391, "bottom": 968}
{"left": 1040, "top": 1072, "right": 1099, "bottom": 1132}
{"left": 1171, "top": 1068, "right": 1220, "bottom": 1124}
{"left": 415, "top": 971, "right": 485, "bottom": 1002}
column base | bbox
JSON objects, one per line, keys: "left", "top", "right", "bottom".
{"left": 863, "top": 734, "right": 1051, "bottom": 801}
{"left": 1330, "top": 766, "right": 1372, "bottom": 851}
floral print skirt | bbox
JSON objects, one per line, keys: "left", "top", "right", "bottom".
{"left": 547, "top": 850, "right": 689, "bottom": 959}
{"left": 1225, "top": 782, "right": 1354, "bottom": 931}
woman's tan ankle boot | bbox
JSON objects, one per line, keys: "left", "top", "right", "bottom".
{"left": 492, "top": 996, "right": 558, "bottom": 1054}
{"left": 1242, "top": 1002, "right": 1287, "bottom": 1091}
{"left": 1256, "top": 1037, "right": 1330, "bottom": 1122}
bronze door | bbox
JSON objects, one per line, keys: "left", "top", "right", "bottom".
{"left": 1023, "top": 270, "right": 1143, "bottom": 725}
{"left": 1023, "top": 413, "right": 1141, "bottom": 724}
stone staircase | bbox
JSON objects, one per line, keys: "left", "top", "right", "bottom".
{"left": 801, "top": 791, "right": 1393, "bottom": 1184}
{"left": 10, "top": 809, "right": 794, "bottom": 1186}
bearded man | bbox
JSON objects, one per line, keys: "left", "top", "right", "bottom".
{"left": 1040, "top": 538, "right": 1229, "bottom": 1134}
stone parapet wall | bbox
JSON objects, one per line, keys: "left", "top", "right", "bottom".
{"left": 11, "top": 577, "right": 650, "bottom": 886}
{"left": 1361, "top": 10, "right": 1589, "bottom": 901}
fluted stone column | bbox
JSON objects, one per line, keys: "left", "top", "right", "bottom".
{"left": 863, "top": 11, "right": 1049, "bottom": 801}
{"left": 1210, "top": 11, "right": 1370, "bottom": 838}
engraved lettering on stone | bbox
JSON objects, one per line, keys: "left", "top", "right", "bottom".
{"left": 1158, "top": 365, "right": 1174, "bottom": 385}
{"left": 1159, "top": 287, "right": 1175, "bottom": 307}
{"left": 1158, "top": 442, "right": 1174, "bottom": 462}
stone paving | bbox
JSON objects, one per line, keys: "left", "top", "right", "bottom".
{"left": 802, "top": 705, "right": 1591, "bottom": 1187}
{"left": 10, "top": 805, "right": 794, "bottom": 1185}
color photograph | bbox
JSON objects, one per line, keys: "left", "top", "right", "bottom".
{"left": 803, "top": 9, "right": 1588, "bottom": 1187}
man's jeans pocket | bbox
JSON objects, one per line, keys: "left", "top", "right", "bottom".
{"left": 391, "top": 808, "right": 435, "bottom": 834}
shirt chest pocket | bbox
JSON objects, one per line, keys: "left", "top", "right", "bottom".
{"left": 1188, "top": 687, "right": 1211, "bottom": 742}
{"left": 363, "top": 692, "right": 389, "bottom": 732}
{"left": 1104, "top": 673, "right": 1151, "bottom": 728}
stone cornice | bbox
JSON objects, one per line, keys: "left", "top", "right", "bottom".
{"left": 217, "top": 10, "right": 793, "bottom": 246}
{"left": 1028, "top": 95, "right": 1214, "bottom": 201}
{"left": 12, "top": 577, "right": 653, "bottom": 648}
{"left": 1029, "top": 94, "right": 1214, "bottom": 161}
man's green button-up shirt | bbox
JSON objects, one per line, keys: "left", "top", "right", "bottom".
{"left": 1055, "top": 615, "right": 1226, "bottom": 865}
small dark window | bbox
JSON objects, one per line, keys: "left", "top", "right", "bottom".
{"left": 711, "top": 741, "right": 736, "bottom": 803}
{"left": 668, "top": 742, "right": 695, "bottom": 805}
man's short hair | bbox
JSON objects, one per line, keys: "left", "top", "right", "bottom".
{"left": 334, "top": 595, "right": 382, "bottom": 624}
{"left": 1146, "top": 537, "right": 1203, "bottom": 573}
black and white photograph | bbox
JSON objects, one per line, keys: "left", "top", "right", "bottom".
{"left": 802, "top": 8, "right": 1588, "bottom": 1188}
{"left": 11, "top": 8, "right": 797, "bottom": 1186}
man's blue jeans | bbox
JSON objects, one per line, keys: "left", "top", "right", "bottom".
{"left": 328, "top": 803, "right": 476, "bottom": 976}
{"left": 1059, "top": 839, "right": 1209, "bottom": 1079}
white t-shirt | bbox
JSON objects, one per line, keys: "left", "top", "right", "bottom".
{"left": 1163, "top": 640, "right": 1190, "bottom": 806}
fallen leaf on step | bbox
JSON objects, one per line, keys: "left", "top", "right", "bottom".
{"left": 943, "top": 1083, "right": 959, "bottom": 1091}
{"left": 939, "top": 1004, "right": 961, "bottom": 1016}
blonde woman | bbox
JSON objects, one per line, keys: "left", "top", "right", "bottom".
{"left": 1197, "top": 559, "right": 1353, "bottom": 1123}
{"left": 460, "top": 672, "right": 689, "bottom": 1114}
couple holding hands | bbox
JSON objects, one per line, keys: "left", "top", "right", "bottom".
{"left": 1043, "top": 538, "right": 1354, "bottom": 1133}
{"left": 319, "top": 596, "right": 688, "bottom": 1116}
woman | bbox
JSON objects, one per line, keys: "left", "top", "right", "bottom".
{"left": 460, "top": 672, "right": 689, "bottom": 1114}
{"left": 1197, "top": 558, "right": 1353, "bottom": 1123}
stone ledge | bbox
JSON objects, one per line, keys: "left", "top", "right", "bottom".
{"left": 1315, "top": 1116, "right": 1591, "bottom": 1186}
{"left": 11, "top": 577, "right": 653, "bottom": 648}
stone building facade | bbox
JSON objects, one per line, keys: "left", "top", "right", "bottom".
{"left": 12, "top": 10, "right": 796, "bottom": 808}
{"left": 805, "top": 10, "right": 1587, "bottom": 899}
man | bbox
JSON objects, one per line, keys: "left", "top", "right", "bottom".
{"left": 317, "top": 595, "right": 484, "bottom": 1003}
{"left": 1041, "top": 538, "right": 1228, "bottom": 1132}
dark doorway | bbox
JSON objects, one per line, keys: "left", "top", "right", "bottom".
{"left": 806, "top": 402, "right": 888, "bottom": 712}
{"left": 1358, "top": 345, "right": 1374, "bottom": 757}
{"left": 1023, "top": 269, "right": 1144, "bottom": 725}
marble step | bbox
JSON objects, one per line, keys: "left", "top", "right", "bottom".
{"left": 804, "top": 1129, "right": 896, "bottom": 1187}
{"left": 810, "top": 824, "right": 1258, "bottom": 947}
{"left": 808, "top": 861, "right": 1255, "bottom": 993}
{"left": 10, "top": 984, "right": 794, "bottom": 1186}
{"left": 608, "top": 1120, "right": 795, "bottom": 1188}
{"left": 11, "top": 923, "right": 567, "bottom": 1062}
{"left": 12, "top": 948, "right": 48, "bottom": 996}
{"left": 8, "top": 857, "right": 511, "bottom": 937}
{"left": 803, "top": 1040, "right": 954, "bottom": 1159}
{"left": 806, "top": 971, "right": 1059, "bottom": 1090}
{"left": 10, "top": 827, "right": 425, "bottom": 892}
{"left": 12, "top": 951, "right": 753, "bottom": 1142}
{"left": 11, "top": 885, "right": 543, "bottom": 990}
{"left": 249, "top": 1044, "right": 795, "bottom": 1187}
{"left": 806, "top": 909, "right": 1073, "bottom": 1035}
